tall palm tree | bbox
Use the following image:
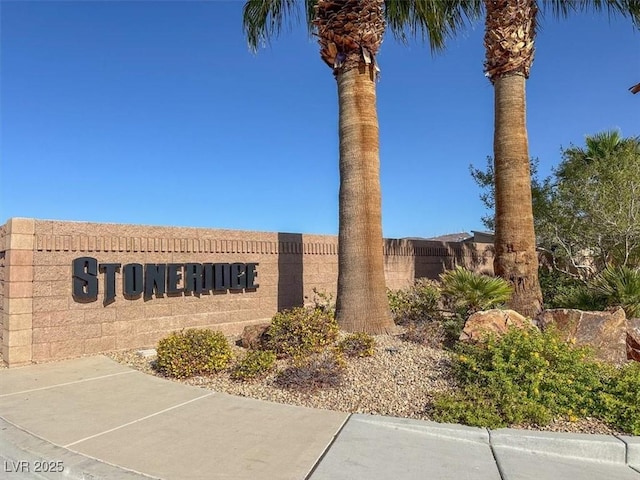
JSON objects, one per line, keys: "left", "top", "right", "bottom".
{"left": 483, "top": 0, "right": 640, "bottom": 317}
{"left": 244, "top": 0, "right": 478, "bottom": 333}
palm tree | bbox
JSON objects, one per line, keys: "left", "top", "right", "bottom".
{"left": 483, "top": 0, "right": 640, "bottom": 317}
{"left": 243, "top": 0, "right": 479, "bottom": 333}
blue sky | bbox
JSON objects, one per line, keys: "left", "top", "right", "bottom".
{"left": 1, "top": 1, "right": 638, "bottom": 238}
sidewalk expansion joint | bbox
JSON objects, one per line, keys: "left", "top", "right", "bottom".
{"left": 614, "top": 434, "right": 631, "bottom": 465}
{"left": 304, "top": 413, "right": 352, "bottom": 480}
{"left": 63, "top": 392, "right": 215, "bottom": 448}
{"left": 487, "top": 429, "right": 507, "bottom": 480}
{"left": 0, "top": 370, "right": 137, "bottom": 398}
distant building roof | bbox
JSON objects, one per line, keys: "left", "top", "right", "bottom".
{"left": 466, "top": 231, "right": 495, "bottom": 243}
{"left": 400, "top": 231, "right": 494, "bottom": 243}
{"left": 424, "top": 232, "right": 472, "bottom": 242}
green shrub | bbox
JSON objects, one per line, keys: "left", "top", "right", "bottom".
{"left": 337, "top": 332, "right": 376, "bottom": 358}
{"left": 431, "top": 385, "right": 507, "bottom": 429}
{"left": 307, "top": 288, "right": 336, "bottom": 316}
{"left": 439, "top": 267, "right": 513, "bottom": 314}
{"left": 387, "top": 278, "right": 441, "bottom": 324}
{"left": 267, "top": 307, "right": 339, "bottom": 358}
{"left": 230, "top": 350, "right": 276, "bottom": 381}
{"left": 441, "top": 314, "right": 467, "bottom": 346}
{"left": 552, "top": 285, "right": 608, "bottom": 312}
{"left": 598, "top": 362, "right": 640, "bottom": 435}
{"left": 542, "top": 265, "right": 640, "bottom": 315}
{"left": 590, "top": 265, "right": 640, "bottom": 317}
{"left": 156, "top": 329, "right": 232, "bottom": 379}
{"left": 538, "top": 268, "right": 589, "bottom": 309}
{"left": 401, "top": 320, "right": 447, "bottom": 348}
{"left": 432, "top": 327, "right": 606, "bottom": 428}
{"left": 275, "top": 350, "right": 346, "bottom": 391}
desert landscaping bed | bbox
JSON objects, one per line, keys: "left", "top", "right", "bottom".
{"left": 103, "top": 330, "right": 624, "bottom": 436}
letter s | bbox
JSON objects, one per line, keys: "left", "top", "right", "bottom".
{"left": 73, "top": 257, "right": 98, "bottom": 302}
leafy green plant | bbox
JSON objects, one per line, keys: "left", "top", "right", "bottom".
{"left": 441, "top": 315, "right": 467, "bottom": 345}
{"left": 156, "top": 329, "right": 232, "bottom": 379}
{"left": 387, "top": 278, "right": 441, "bottom": 324}
{"left": 337, "top": 332, "right": 376, "bottom": 358}
{"left": 553, "top": 285, "right": 608, "bottom": 312}
{"left": 401, "top": 320, "right": 447, "bottom": 348}
{"left": 598, "top": 362, "right": 640, "bottom": 435}
{"left": 275, "top": 349, "right": 346, "bottom": 391}
{"left": 432, "top": 327, "right": 606, "bottom": 428}
{"left": 230, "top": 350, "right": 276, "bottom": 381}
{"left": 590, "top": 265, "right": 640, "bottom": 317}
{"left": 267, "top": 306, "right": 339, "bottom": 358}
{"left": 431, "top": 385, "right": 507, "bottom": 428}
{"left": 439, "top": 267, "right": 513, "bottom": 314}
{"left": 538, "top": 268, "right": 587, "bottom": 309}
{"left": 307, "top": 288, "right": 336, "bottom": 316}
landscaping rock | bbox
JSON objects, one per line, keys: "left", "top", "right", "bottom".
{"left": 629, "top": 318, "right": 640, "bottom": 336}
{"left": 460, "top": 309, "right": 536, "bottom": 342}
{"left": 240, "top": 323, "right": 271, "bottom": 350}
{"left": 537, "top": 308, "right": 628, "bottom": 364}
{"left": 627, "top": 318, "right": 640, "bottom": 362}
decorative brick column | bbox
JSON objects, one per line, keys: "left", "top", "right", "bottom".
{"left": 2, "top": 218, "right": 35, "bottom": 366}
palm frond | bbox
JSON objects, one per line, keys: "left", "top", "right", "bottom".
{"left": 440, "top": 266, "right": 513, "bottom": 312}
{"left": 540, "top": 0, "right": 640, "bottom": 27}
{"left": 384, "top": 0, "right": 482, "bottom": 52}
{"left": 590, "top": 265, "right": 640, "bottom": 317}
{"left": 243, "top": 0, "right": 317, "bottom": 52}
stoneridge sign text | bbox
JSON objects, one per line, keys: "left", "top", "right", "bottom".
{"left": 72, "top": 257, "right": 259, "bottom": 304}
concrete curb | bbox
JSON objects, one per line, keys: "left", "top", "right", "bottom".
{"left": 352, "top": 414, "right": 491, "bottom": 444}
{"left": 490, "top": 428, "right": 628, "bottom": 464}
{"left": 620, "top": 436, "right": 640, "bottom": 472}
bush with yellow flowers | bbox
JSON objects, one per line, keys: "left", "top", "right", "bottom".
{"left": 431, "top": 327, "right": 608, "bottom": 429}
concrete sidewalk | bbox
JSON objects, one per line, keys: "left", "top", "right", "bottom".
{"left": 0, "top": 356, "right": 638, "bottom": 480}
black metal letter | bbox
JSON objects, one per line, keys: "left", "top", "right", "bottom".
{"left": 184, "top": 263, "right": 203, "bottom": 294}
{"left": 72, "top": 257, "right": 98, "bottom": 301}
{"left": 214, "top": 263, "right": 231, "bottom": 291}
{"left": 123, "top": 263, "right": 143, "bottom": 297}
{"left": 202, "top": 263, "right": 214, "bottom": 293}
{"left": 167, "top": 264, "right": 184, "bottom": 294}
{"left": 230, "top": 263, "right": 246, "bottom": 290}
{"left": 100, "top": 263, "right": 121, "bottom": 305}
{"left": 144, "top": 264, "right": 166, "bottom": 298}
{"left": 246, "top": 263, "right": 259, "bottom": 290}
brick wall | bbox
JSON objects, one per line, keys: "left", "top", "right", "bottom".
{"left": 0, "top": 218, "right": 493, "bottom": 366}
{"left": 0, "top": 222, "right": 6, "bottom": 342}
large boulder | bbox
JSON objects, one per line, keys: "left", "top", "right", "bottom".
{"left": 460, "top": 309, "right": 536, "bottom": 342}
{"left": 536, "top": 308, "right": 628, "bottom": 364}
{"left": 239, "top": 323, "right": 271, "bottom": 350}
{"left": 627, "top": 318, "right": 640, "bottom": 362}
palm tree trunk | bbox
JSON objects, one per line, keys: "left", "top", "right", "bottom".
{"left": 335, "top": 64, "right": 394, "bottom": 333}
{"left": 493, "top": 73, "right": 543, "bottom": 317}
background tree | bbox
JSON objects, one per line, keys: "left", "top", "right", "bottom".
{"left": 539, "top": 132, "right": 640, "bottom": 275}
{"left": 472, "top": 131, "right": 640, "bottom": 279}
{"left": 244, "top": 1, "right": 479, "bottom": 333}
{"left": 482, "top": 0, "right": 640, "bottom": 317}
{"left": 469, "top": 156, "right": 550, "bottom": 232}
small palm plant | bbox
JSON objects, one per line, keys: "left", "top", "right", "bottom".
{"left": 590, "top": 265, "right": 640, "bottom": 318}
{"left": 440, "top": 266, "right": 513, "bottom": 314}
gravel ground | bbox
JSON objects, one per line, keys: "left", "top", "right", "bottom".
{"left": 104, "top": 333, "right": 624, "bottom": 435}
{"left": 107, "top": 334, "right": 454, "bottom": 420}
